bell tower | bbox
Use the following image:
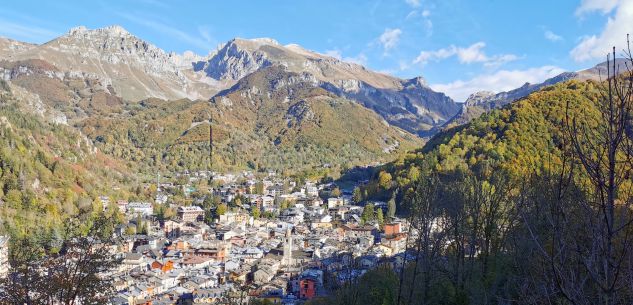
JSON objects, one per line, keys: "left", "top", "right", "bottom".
{"left": 282, "top": 227, "right": 293, "bottom": 267}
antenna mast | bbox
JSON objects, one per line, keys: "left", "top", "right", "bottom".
{"left": 209, "top": 119, "right": 213, "bottom": 178}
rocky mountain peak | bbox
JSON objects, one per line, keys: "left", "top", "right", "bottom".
{"left": 403, "top": 76, "right": 428, "bottom": 89}
{"left": 47, "top": 25, "right": 189, "bottom": 76}
{"left": 65, "top": 25, "right": 131, "bottom": 39}
{"left": 197, "top": 38, "right": 273, "bottom": 81}
{"left": 465, "top": 91, "right": 495, "bottom": 107}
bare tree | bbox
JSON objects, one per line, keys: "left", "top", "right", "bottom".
{"left": 0, "top": 216, "right": 121, "bottom": 305}
{"left": 565, "top": 39, "right": 633, "bottom": 305}
{"left": 402, "top": 175, "right": 445, "bottom": 305}
{"left": 518, "top": 36, "right": 633, "bottom": 305}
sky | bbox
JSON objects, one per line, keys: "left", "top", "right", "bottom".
{"left": 0, "top": 0, "right": 629, "bottom": 102}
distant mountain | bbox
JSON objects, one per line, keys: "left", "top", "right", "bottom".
{"left": 197, "top": 38, "right": 460, "bottom": 135}
{"left": 444, "top": 59, "right": 628, "bottom": 127}
{"left": 0, "top": 26, "right": 461, "bottom": 136}
{"left": 1, "top": 26, "right": 220, "bottom": 102}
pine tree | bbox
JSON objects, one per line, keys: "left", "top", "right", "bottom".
{"left": 387, "top": 197, "right": 396, "bottom": 219}
{"left": 353, "top": 187, "right": 363, "bottom": 204}
{"left": 361, "top": 203, "right": 375, "bottom": 225}
{"left": 376, "top": 208, "right": 384, "bottom": 228}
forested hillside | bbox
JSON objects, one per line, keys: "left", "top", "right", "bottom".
{"left": 325, "top": 76, "right": 633, "bottom": 304}
{"left": 78, "top": 66, "right": 423, "bottom": 178}
{"left": 358, "top": 79, "right": 600, "bottom": 203}
{"left": 0, "top": 80, "right": 132, "bottom": 241}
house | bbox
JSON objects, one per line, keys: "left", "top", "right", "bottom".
{"left": 257, "top": 288, "right": 284, "bottom": 304}
{"left": 384, "top": 222, "right": 402, "bottom": 236}
{"left": 305, "top": 183, "right": 319, "bottom": 197}
{"left": 123, "top": 252, "right": 147, "bottom": 271}
{"left": 177, "top": 206, "right": 205, "bottom": 222}
{"left": 150, "top": 260, "right": 174, "bottom": 273}
{"left": 299, "top": 276, "right": 318, "bottom": 299}
{"left": 252, "top": 195, "right": 275, "bottom": 209}
{"left": 279, "top": 208, "right": 304, "bottom": 224}
{"left": 253, "top": 267, "right": 275, "bottom": 284}
{"left": 193, "top": 288, "right": 225, "bottom": 304}
{"left": 127, "top": 202, "right": 153, "bottom": 216}
{"left": 297, "top": 197, "right": 322, "bottom": 207}
{"left": 219, "top": 212, "right": 249, "bottom": 225}
{"left": 338, "top": 225, "right": 376, "bottom": 239}
{"left": 382, "top": 233, "right": 408, "bottom": 254}
{"left": 310, "top": 215, "right": 333, "bottom": 230}
{"left": 181, "top": 255, "right": 214, "bottom": 269}
{"left": 163, "top": 220, "right": 183, "bottom": 238}
{"left": 117, "top": 200, "right": 129, "bottom": 213}
{"left": 189, "top": 242, "right": 230, "bottom": 261}
{"left": 327, "top": 197, "right": 346, "bottom": 209}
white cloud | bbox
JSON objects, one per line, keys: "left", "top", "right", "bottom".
{"left": 405, "top": 9, "right": 433, "bottom": 36}
{"left": 324, "top": 48, "right": 367, "bottom": 65}
{"left": 544, "top": 30, "right": 563, "bottom": 42}
{"left": 431, "top": 65, "right": 565, "bottom": 102}
{"left": 414, "top": 42, "right": 519, "bottom": 67}
{"left": 117, "top": 12, "right": 214, "bottom": 51}
{"left": 457, "top": 42, "right": 488, "bottom": 63}
{"left": 324, "top": 49, "right": 343, "bottom": 59}
{"left": 0, "top": 19, "right": 58, "bottom": 43}
{"left": 198, "top": 26, "right": 214, "bottom": 44}
{"left": 576, "top": 0, "right": 620, "bottom": 16}
{"left": 483, "top": 54, "right": 521, "bottom": 68}
{"left": 571, "top": 0, "right": 633, "bottom": 62}
{"left": 405, "top": 0, "right": 421, "bottom": 7}
{"left": 345, "top": 53, "right": 368, "bottom": 65}
{"left": 379, "top": 28, "right": 402, "bottom": 51}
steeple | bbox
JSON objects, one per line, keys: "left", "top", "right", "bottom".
{"left": 282, "top": 227, "right": 293, "bottom": 267}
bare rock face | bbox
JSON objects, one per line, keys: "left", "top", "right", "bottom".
{"left": 464, "top": 91, "right": 495, "bottom": 107}
{"left": 285, "top": 100, "right": 315, "bottom": 127}
{"left": 4, "top": 25, "right": 219, "bottom": 101}
{"left": 199, "top": 39, "right": 273, "bottom": 80}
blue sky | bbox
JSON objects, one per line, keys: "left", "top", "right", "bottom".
{"left": 0, "top": 0, "right": 629, "bottom": 101}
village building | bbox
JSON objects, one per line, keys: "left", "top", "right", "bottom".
{"left": 177, "top": 206, "right": 205, "bottom": 222}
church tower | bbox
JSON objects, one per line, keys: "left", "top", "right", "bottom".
{"left": 282, "top": 227, "right": 293, "bottom": 267}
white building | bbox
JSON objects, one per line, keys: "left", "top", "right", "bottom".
{"left": 305, "top": 184, "right": 318, "bottom": 197}
{"left": 127, "top": 202, "right": 153, "bottom": 216}
{"left": 0, "top": 236, "right": 8, "bottom": 278}
{"left": 327, "top": 197, "right": 346, "bottom": 209}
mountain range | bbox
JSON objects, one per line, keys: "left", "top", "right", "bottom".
{"left": 0, "top": 25, "right": 614, "bottom": 176}
{"left": 444, "top": 58, "right": 627, "bottom": 127}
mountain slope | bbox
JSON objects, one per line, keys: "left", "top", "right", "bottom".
{"left": 196, "top": 38, "right": 461, "bottom": 135}
{"left": 77, "top": 65, "right": 423, "bottom": 176}
{"left": 362, "top": 79, "right": 600, "bottom": 202}
{"left": 0, "top": 79, "right": 133, "bottom": 236}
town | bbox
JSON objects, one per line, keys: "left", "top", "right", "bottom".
{"left": 43, "top": 170, "right": 410, "bottom": 305}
